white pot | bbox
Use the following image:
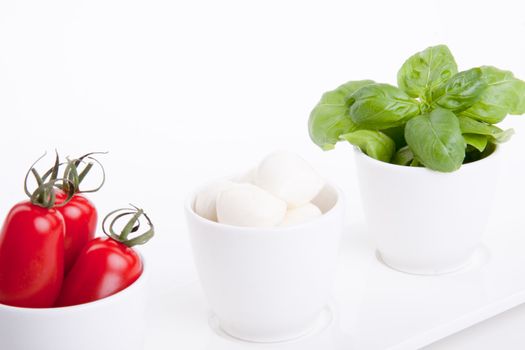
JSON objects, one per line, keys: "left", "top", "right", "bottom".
{"left": 354, "top": 147, "right": 502, "bottom": 275}
{"left": 0, "top": 260, "right": 149, "bottom": 350}
{"left": 185, "top": 183, "right": 343, "bottom": 342}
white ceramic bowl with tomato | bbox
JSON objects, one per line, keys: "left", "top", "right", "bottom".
{"left": 185, "top": 182, "right": 344, "bottom": 343}
{"left": 0, "top": 258, "right": 148, "bottom": 350}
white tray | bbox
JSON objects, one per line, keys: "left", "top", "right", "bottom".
{"left": 144, "top": 221, "right": 525, "bottom": 350}
{"left": 143, "top": 140, "right": 525, "bottom": 350}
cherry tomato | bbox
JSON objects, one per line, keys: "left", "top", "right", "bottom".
{"left": 0, "top": 201, "right": 65, "bottom": 308}
{"left": 55, "top": 191, "right": 97, "bottom": 273}
{"left": 41, "top": 152, "right": 105, "bottom": 274}
{"left": 56, "top": 206, "right": 153, "bottom": 307}
{"left": 56, "top": 237, "right": 142, "bottom": 307}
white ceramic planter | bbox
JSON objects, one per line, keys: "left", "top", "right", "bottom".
{"left": 0, "top": 260, "right": 149, "bottom": 350}
{"left": 354, "top": 146, "right": 502, "bottom": 275}
{"left": 185, "top": 183, "right": 343, "bottom": 342}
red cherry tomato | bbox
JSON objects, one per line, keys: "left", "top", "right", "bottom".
{"left": 42, "top": 152, "right": 105, "bottom": 273}
{"left": 56, "top": 206, "right": 153, "bottom": 307}
{"left": 0, "top": 201, "right": 65, "bottom": 308}
{"left": 55, "top": 191, "right": 97, "bottom": 273}
{"left": 56, "top": 237, "right": 142, "bottom": 307}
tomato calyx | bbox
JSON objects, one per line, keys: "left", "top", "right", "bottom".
{"left": 43, "top": 151, "right": 107, "bottom": 195}
{"left": 24, "top": 152, "right": 76, "bottom": 209}
{"left": 102, "top": 205, "right": 155, "bottom": 248}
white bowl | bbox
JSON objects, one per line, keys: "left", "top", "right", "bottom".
{"left": 0, "top": 259, "right": 149, "bottom": 350}
{"left": 354, "top": 146, "right": 502, "bottom": 275}
{"left": 185, "top": 182, "right": 344, "bottom": 342}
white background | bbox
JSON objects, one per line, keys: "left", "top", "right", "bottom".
{"left": 1, "top": 0, "right": 525, "bottom": 349}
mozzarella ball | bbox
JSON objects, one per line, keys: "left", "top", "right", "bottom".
{"left": 194, "top": 180, "right": 235, "bottom": 221}
{"left": 280, "top": 203, "right": 322, "bottom": 227}
{"left": 255, "top": 151, "right": 325, "bottom": 207}
{"left": 216, "top": 183, "right": 287, "bottom": 227}
{"left": 233, "top": 168, "right": 257, "bottom": 184}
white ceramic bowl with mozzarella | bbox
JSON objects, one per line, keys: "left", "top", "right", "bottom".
{"left": 185, "top": 182, "right": 343, "bottom": 342}
{"left": 0, "top": 259, "right": 149, "bottom": 350}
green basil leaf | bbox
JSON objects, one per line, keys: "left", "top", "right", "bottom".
{"left": 458, "top": 115, "right": 499, "bottom": 134}
{"left": 397, "top": 45, "right": 458, "bottom": 98}
{"left": 336, "top": 80, "right": 376, "bottom": 97}
{"left": 340, "top": 130, "right": 395, "bottom": 162}
{"left": 463, "top": 134, "right": 488, "bottom": 152}
{"left": 405, "top": 108, "right": 465, "bottom": 172}
{"left": 457, "top": 115, "right": 514, "bottom": 143}
{"left": 308, "top": 80, "right": 375, "bottom": 150}
{"left": 381, "top": 125, "right": 407, "bottom": 149}
{"left": 349, "top": 83, "right": 420, "bottom": 129}
{"left": 492, "top": 128, "right": 515, "bottom": 143}
{"left": 410, "top": 158, "right": 422, "bottom": 167}
{"left": 515, "top": 92, "right": 525, "bottom": 115}
{"left": 431, "top": 68, "right": 487, "bottom": 112}
{"left": 392, "top": 145, "right": 414, "bottom": 166}
{"left": 460, "top": 66, "right": 525, "bottom": 123}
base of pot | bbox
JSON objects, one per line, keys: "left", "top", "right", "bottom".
{"left": 376, "top": 245, "right": 490, "bottom": 276}
{"left": 209, "top": 305, "right": 333, "bottom": 343}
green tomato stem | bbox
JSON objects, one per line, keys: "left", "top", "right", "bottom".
{"left": 102, "top": 206, "right": 155, "bottom": 248}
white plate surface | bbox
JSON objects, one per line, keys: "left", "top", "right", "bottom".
{"left": 144, "top": 221, "right": 525, "bottom": 350}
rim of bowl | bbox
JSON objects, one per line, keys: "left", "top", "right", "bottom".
{"left": 353, "top": 143, "right": 501, "bottom": 174}
{"left": 0, "top": 252, "right": 147, "bottom": 313}
{"left": 185, "top": 180, "right": 344, "bottom": 232}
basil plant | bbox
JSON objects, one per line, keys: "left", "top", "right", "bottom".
{"left": 309, "top": 45, "right": 525, "bottom": 172}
